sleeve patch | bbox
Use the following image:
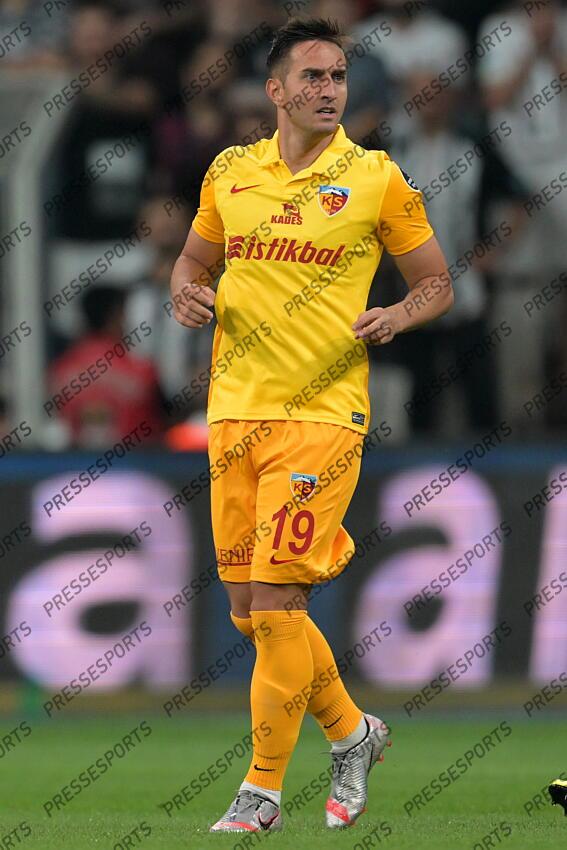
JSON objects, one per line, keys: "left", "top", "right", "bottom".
{"left": 401, "top": 169, "right": 420, "bottom": 191}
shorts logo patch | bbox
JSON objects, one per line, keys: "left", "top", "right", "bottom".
{"left": 352, "top": 412, "right": 366, "bottom": 426}
{"left": 318, "top": 185, "right": 350, "bottom": 217}
{"left": 290, "top": 472, "right": 318, "bottom": 502}
{"left": 400, "top": 169, "right": 420, "bottom": 191}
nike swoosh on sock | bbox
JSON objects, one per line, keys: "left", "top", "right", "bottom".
{"left": 323, "top": 715, "right": 343, "bottom": 729}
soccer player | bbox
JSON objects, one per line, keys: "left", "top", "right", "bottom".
{"left": 170, "top": 17, "right": 453, "bottom": 833}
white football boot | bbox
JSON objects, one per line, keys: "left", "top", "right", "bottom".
{"left": 210, "top": 789, "right": 282, "bottom": 833}
{"left": 325, "top": 714, "right": 391, "bottom": 828}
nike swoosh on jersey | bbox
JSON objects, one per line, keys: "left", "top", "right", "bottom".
{"left": 231, "top": 183, "right": 261, "bottom": 193}
{"left": 269, "top": 554, "right": 302, "bottom": 565}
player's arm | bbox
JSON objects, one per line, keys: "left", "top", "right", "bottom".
{"left": 171, "top": 229, "right": 225, "bottom": 328}
{"left": 170, "top": 166, "right": 226, "bottom": 329}
{"left": 353, "top": 161, "right": 453, "bottom": 345}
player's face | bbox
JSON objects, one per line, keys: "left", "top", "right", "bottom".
{"left": 274, "top": 40, "right": 348, "bottom": 134}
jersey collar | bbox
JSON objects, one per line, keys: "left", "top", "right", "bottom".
{"left": 258, "top": 124, "right": 351, "bottom": 177}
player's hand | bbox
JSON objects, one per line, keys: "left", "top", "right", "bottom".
{"left": 352, "top": 306, "right": 403, "bottom": 345}
{"left": 172, "top": 283, "right": 216, "bottom": 329}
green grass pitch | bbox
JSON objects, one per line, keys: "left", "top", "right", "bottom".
{"left": 2, "top": 712, "right": 564, "bottom": 849}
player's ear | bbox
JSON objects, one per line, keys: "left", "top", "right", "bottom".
{"left": 266, "top": 77, "right": 284, "bottom": 108}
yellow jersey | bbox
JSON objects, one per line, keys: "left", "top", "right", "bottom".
{"left": 192, "top": 124, "right": 434, "bottom": 435}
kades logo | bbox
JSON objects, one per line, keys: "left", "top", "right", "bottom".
{"left": 227, "top": 235, "right": 346, "bottom": 266}
{"left": 271, "top": 202, "right": 303, "bottom": 226}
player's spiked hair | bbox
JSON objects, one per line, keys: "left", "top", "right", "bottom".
{"left": 267, "top": 17, "right": 345, "bottom": 76}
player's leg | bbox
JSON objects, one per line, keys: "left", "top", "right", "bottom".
{"left": 226, "top": 580, "right": 252, "bottom": 630}
{"left": 245, "top": 421, "right": 390, "bottom": 829}
{"left": 209, "top": 422, "right": 316, "bottom": 832}
{"left": 211, "top": 578, "right": 311, "bottom": 833}
{"left": 227, "top": 581, "right": 365, "bottom": 741}
{"left": 244, "top": 579, "right": 313, "bottom": 793}
{"left": 227, "top": 578, "right": 317, "bottom": 799}
{"left": 213, "top": 416, "right": 362, "bottom": 740}
{"left": 209, "top": 420, "right": 287, "bottom": 832}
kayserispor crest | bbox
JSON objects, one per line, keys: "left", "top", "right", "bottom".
{"left": 318, "top": 184, "right": 351, "bottom": 217}
{"left": 290, "top": 472, "right": 318, "bottom": 502}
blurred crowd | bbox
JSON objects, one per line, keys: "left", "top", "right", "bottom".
{"left": 1, "top": 0, "right": 566, "bottom": 448}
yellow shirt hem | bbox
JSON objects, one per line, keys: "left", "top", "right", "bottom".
{"left": 207, "top": 410, "right": 368, "bottom": 436}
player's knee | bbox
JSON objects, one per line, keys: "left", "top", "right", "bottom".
{"left": 284, "top": 592, "right": 304, "bottom": 613}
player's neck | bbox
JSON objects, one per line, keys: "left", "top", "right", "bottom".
{"left": 276, "top": 122, "right": 337, "bottom": 176}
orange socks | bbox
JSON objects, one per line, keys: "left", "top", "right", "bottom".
{"left": 304, "top": 618, "right": 363, "bottom": 741}
{"left": 231, "top": 612, "right": 362, "bottom": 745}
{"left": 243, "top": 610, "right": 313, "bottom": 791}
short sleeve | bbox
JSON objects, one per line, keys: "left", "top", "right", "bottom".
{"left": 192, "top": 168, "right": 225, "bottom": 244}
{"left": 378, "top": 162, "right": 434, "bottom": 256}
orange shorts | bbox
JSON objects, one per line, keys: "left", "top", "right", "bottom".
{"left": 208, "top": 420, "right": 363, "bottom": 585}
